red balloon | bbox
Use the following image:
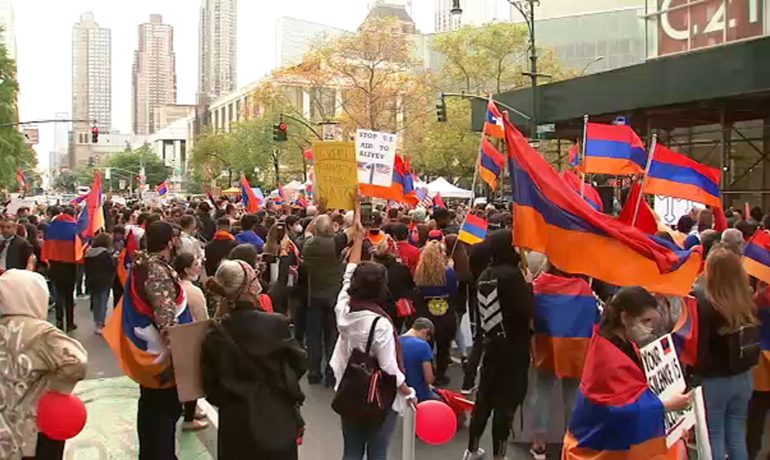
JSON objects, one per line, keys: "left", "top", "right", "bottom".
{"left": 37, "top": 391, "right": 87, "bottom": 441}
{"left": 415, "top": 400, "right": 457, "bottom": 445}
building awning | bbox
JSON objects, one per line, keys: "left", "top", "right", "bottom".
{"left": 472, "top": 37, "right": 770, "bottom": 139}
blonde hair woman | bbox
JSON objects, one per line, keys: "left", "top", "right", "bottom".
{"left": 696, "top": 245, "right": 759, "bottom": 460}
{"left": 414, "top": 240, "right": 458, "bottom": 386}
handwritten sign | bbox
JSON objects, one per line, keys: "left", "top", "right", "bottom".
{"left": 654, "top": 196, "right": 704, "bottom": 226}
{"left": 640, "top": 334, "right": 695, "bottom": 447}
{"left": 313, "top": 141, "right": 357, "bottom": 210}
{"left": 355, "top": 129, "right": 397, "bottom": 187}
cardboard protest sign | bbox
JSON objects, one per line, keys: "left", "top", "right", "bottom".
{"left": 640, "top": 334, "right": 696, "bottom": 447}
{"left": 356, "top": 129, "right": 397, "bottom": 187}
{"left": 312, "top": 141, "right": 357, "bottom": 210}
{"left": 168, "top": 320, "right": 212, "bottom": 402}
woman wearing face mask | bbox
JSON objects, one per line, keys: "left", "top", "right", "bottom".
{"left": 694, "top": 246, "right": 759, "bottom": 460}
{"left": 172, "top": 252, "right": 210, "bottom": 432}
{"left": 561, "top": 286, "right": 692, "bottom": 459}
{"left": 201, "top": 259, "right": 306, "bottom": 460}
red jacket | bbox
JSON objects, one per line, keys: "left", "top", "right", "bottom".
{"left": 397, "top": 241, "right": 420, "bottom": 275}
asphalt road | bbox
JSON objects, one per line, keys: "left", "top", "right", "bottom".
{"left": 60, "top": 296, "right": 569, "bottom": 459}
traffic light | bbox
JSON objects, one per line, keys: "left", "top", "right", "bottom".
{"left": 91, "top": 126, "right": 99, "bottom": 143}
{"left": 273, "top": 122, "right": 288, "bottom": 142}
{"left": 436, "top": 95, "right": 447, "bottom": 123}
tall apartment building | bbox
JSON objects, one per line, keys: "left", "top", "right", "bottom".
{"left": 436, "top": 0, "right": 509, "bottom": 32}
{"left": 0, "top": 0, "right": 16, "bottom": 60}
{"left": 275, "top": 17, "right": 348, "bottom": 68}
{"left": 71, "top": 12, "right": 111, "bottom": 168}
{"left": 132, "top": 15, "right": 177, "bottom": 135}
{"left": 197, "top": 0, "right": 237, "bottom": 105}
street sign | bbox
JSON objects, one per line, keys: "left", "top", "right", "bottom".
{"left": 536, "top": 123, "right": 555, "bottom": 134}
{"left": 23, "top": 127, "right": 39, "bottom": 145}
{"left": 118, "top": 179, "right": 126, "bottom": 190}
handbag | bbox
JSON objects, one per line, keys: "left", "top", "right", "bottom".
{"left": 212, "top": 322, "right": 304, "bottom": 450}
{"left": 331, "top": 316, "right": 397, "bottom": 426}
{"left": 395, "top": 298, "right": 415, "bottom": 318}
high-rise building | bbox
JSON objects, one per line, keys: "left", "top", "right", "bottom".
{"left": 275, "top": 17, "right": 348, "bottom": 68}
{"left": 71, "top": 12, "right": 111, "bottom": 168}
{"left": 0, "top": 0, "right": 17, "bottom": 60}
{"left": 197, "top": 0, "right": 237, "bottom": 105}
{"left": 436, "top": 0, "right": 509, "bottom": 32}
{"left": 133, "top": 14, "right": 177, "bottom": 135}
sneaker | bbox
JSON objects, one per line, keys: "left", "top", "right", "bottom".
{"left": 461, "top": 373, "right": 477, "bottom": 394}
{"left": 529, "top": 444, "right": 547, "bottom": 460}
{"left": 94, "top": 327, "right": 103, "bottom": 336}
{"left": 182, "top": 419, "right": 209, "bottom": 432}
{"left": 463, "top": 448, "right": 486, "bottom": 460}
{"left": 66, "top": 323, "right": 78, "bottom": 333}
{"left": 194, "top": 409, "right": 207, "bottom": 420}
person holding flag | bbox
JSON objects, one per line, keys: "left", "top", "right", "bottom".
{"left": 42, "top": 206, "right": 84, "bottom": 331}
{"left": 157, "top": 180, "right": 169, "bottom": 197}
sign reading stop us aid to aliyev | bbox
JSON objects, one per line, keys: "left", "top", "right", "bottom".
{"left": 356, "top": 129, "right": 397, "bottom": 187}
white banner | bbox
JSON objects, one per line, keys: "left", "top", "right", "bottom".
{"left": 355, "top": 129, "right": 397, "bottom": 187}
{"left": 654, "top": 196, "right": 704, "bottom": 227}
{"left": 640, "top": 334, "right": 696, "bottom": 447}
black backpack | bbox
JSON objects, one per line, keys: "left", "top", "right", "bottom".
{"left": 331, "top": 316, "right": 397, "bottom": 426}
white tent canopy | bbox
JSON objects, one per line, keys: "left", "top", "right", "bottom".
{"left": 426, "top": 177, "right": 472, "bottom": 199}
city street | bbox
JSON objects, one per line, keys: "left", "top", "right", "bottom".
{"left": 60, "top": 297, "right": 568, "bottom": 459}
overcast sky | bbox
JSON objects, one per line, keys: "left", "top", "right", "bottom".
{"left": 13, "top": 0, "right": 436, "bottom": 169}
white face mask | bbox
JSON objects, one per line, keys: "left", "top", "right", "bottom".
{"left": 293, "top": 224, "right": 303, "bottom": 234}
{"left": 627, "top": 321, "right": 655, "bottom": 346}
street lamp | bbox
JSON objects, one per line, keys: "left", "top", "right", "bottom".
{"left": 580, "top": 56, "right": 605, "bottom": 76}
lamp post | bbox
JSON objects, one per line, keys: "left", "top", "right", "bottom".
{"left": 580, "top": 56, "right": 605, "bottom": 76}
{"left": 452, "top": 0, "right": 547, "bottom": 138}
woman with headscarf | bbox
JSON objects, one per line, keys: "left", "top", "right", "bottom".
{"left": 201, "top": 260, "right": 307, "bottom": 460}
{"left": 0, "top": 269, "right": 88, "bottom": 460}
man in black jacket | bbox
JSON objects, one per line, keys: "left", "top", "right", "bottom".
{"left": 197, "top": 202, "right": 216, "bottom": 242}
{"left": 0, "top": 217, "right": 33, "bottom": 271}
{"left": 204, "top": 218, "right": 238, "bottom": 276}
{"left": 464, "top": 230, "right": 533, "bottom": 460}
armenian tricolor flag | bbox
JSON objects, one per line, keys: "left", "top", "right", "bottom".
{"left": 359, "top": 155, "right": 418, "bottom": 205}
{"left": 672, "top": 296, "right": 699, "bottom": 367}
{"left": 563, "top": 332, "right": 668, "bottom": 459}
{"left": 41, "top": 214, "right": 84, "bottom": 263}
{"left": 504, "top": 109, "right": 700, "bottom": 296}
{"left": 69, "top": 193, "right": 87, "bottom": 206}
{"left": 157, "top": 180, "right": 169, "bottom": 197}
{"left": 642, "top": 144, "right": 722, "bottom": 208}
{"left": 568, "top": 143, "right": 581, "bottom": 169}
{"left": 743, "top": 230, "right": 770, "bottom": 284}
{"left": 478, "top": 138, "right": 505, "bottom": 190}
{"left": 561, "top": 169, "right": 603, "bottom": 212}
{"left": 483, "top": 99, "right": 504, "bottom": 139}
{"left": 241, "top": 176, "right": 261, "bottom": 213}
{"left": 584, "top": 122, "right": 647, "bottom": 175}
{"left": 532, "top": 273, "right": 599, "bottom": 379}
{"left": 77, "top": 171, "right": 105, "bottom": 239}
{"left": 458, "top": 214, "right": 488, "bottom": 245}
{"left": 103, "top": 271, "right": 192, "bottom": 389}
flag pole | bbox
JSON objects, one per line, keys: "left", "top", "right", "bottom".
{"left": 580, "top": 114, "right": 588, "bottom": 199}
{"left": 631, "top": 133, "right": 657, "bottom": 227}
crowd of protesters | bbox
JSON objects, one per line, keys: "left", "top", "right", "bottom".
{"left": 1, "top": 192, "right": 770, "bottom": 460}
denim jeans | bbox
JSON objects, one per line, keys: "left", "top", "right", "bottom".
{"left": 90, "top": 287, "right": 110, "bottom": 328}
{"left": 306, "top": 298, "right": 337, "bottom": 379}
{"left": 702, "top": 370, "right": 752, "bottom": 460}
{"left": 528, "top": 367, "right": 579, "bottom": 436}
{"left": 341, "top": 410, "right": 398, "bottom": 460}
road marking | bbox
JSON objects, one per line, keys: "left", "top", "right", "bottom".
{"left": 197, "top": 399, "right": 219, "bottom": 429}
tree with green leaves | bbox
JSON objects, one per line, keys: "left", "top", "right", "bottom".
{"left": 105, "top": 144, "right": 169, "bottom": 193}
{"left": 52, "top": 171, "right": 79, "bottom": 193}
{"left": 0, "top": 27, "right": 35, "bottom": 190}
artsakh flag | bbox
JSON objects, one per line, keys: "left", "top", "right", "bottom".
{"left": 533, "top": 272, "right": 599, "bottom": 379}
{"left": 584, "top": 122, "right": 647, "bottom": 175}
{"left": 483, "top": 99, "right": 504, "bottom": 139}
{"left": 478, "top": 138, "right": 505, "bottom": 190}
{"left": 503, "top": 104, "right": 701, "bottom": 296}
{"left": 643, "top": 143, "right": 722, "bottom": 208}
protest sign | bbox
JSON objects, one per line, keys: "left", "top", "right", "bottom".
{"left": 640, "top": 334, "right": 696, "bottom": 447}
{"left": 168, "top": 320, "right": 212, "bottom": 402}
{"left": 654, "top": 196, "right": 704, "bottom": 227}
{"left": 313, "top": 141, "right": 357, "bottom": 210}
{"left": 355, "top": 129, "right": 397, "bottom": 187}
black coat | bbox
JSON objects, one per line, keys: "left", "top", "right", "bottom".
{"left": 84, "top": 247, "right": 117, "bottom": 290}
{"left": 204, "top": 238, "right": 239, "bottom": 276}
{"left": 201, "top": 308, "right": 306, "bottom": 460}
